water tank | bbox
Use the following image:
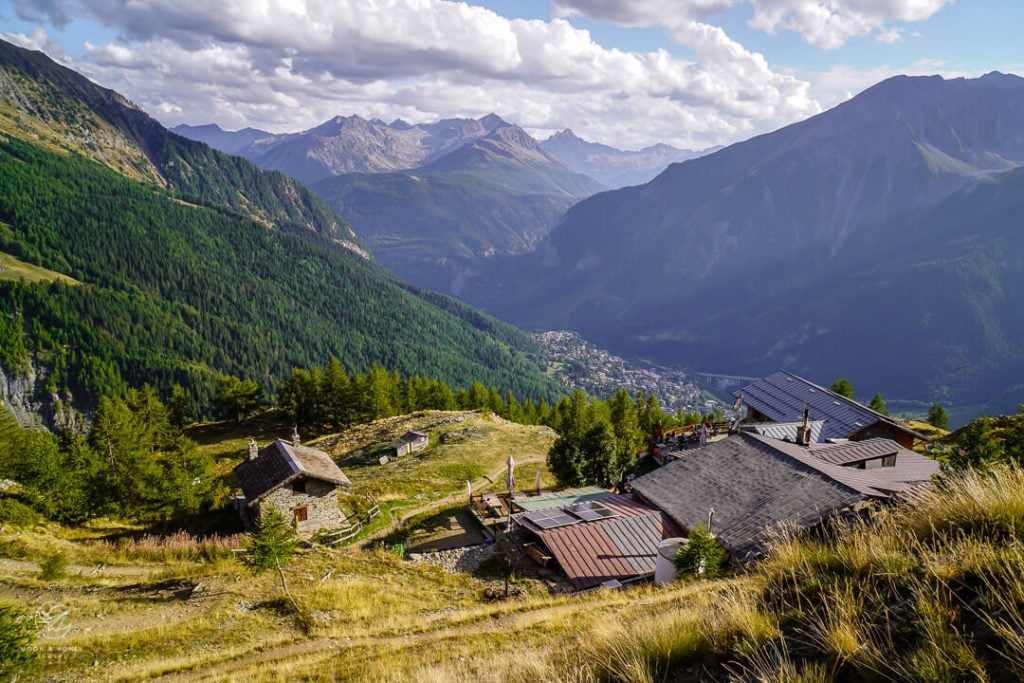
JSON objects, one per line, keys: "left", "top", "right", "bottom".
{"left": 654, "top": 537, "right": 688, "bottom": 586}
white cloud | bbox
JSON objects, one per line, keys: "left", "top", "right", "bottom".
{"left": 1, "top": 26, "right": 76, "bottom": 67}
{"left": 10, "top": 0, "right": 72, "bottom": 29}
{"left": 875, "top": 27, "right": 904, "bottom": 44}
{"left": 550, "top": 0, "right": 734, "bottom": 25}
{"left": 553, "top": 0, "right": 950, "bottom": 49}
{"left": 19, "top": 0, "right": 821, "bottom": 150}
{"left": 748, "top": 0, "right": 951, "bottom": 49}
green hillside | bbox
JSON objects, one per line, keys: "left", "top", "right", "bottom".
{"left": 0, "top": 39, "right": 558, "bottom": 412}
{"left": 0, "top": 133, "right": 555, "bottom": 408}
{"left": 0, "top": 40, "right": 353, "bottom": 246}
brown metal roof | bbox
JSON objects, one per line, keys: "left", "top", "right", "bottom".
{"left": 233, "top": 439, "right": 351, "bottom": 507}
{"left": 526, "top": 495, "right": 679, "bottom": 590}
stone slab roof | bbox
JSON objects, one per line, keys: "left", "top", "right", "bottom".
{"left": 631, "top": 434, "right": 872, "bottom": 560}
{"left": 234, "top": 439, "right": 351, "bottom": 507}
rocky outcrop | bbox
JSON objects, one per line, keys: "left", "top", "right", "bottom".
{"left": 0, "top": 359, "right": 87, "bottom": 432}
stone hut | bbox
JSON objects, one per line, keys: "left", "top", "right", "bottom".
{"left": 233, "top": 431, "right": 352, "bottom": 535}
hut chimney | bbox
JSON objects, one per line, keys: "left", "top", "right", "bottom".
{"left": 796, "top": 406, "right": 811, "bottom": 447}
{"left": 248, "top": 438, "right": 259, "bottom": 461}
{"left": 292, "top": 425, "right": 301, "bottom": 448}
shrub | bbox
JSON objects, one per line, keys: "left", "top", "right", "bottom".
{"left": 0, "top": 602, "right": 35, "bottom": 681}
{"left": 0, "top": 498, "right": 37, "bottom": 528}
{"left": 40, "top": 551, "right": 68, "bottom": 581}
{"left": 676, "top": 524, "right": 727, "bottom": 579}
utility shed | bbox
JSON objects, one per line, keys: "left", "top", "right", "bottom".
{"left": 630, "top": 432, "right": 938, "bottom": 561}
{"left": 736, "top": 370, "right": 926, "bottom": 447}
{"left": 233, "top": 437, "right": 352, "bottom": 535}
{"left": 390, "top": 430, "right": 429, "bottom": 457}
{"left": 515, "top": 494, "right": 681, "bottom": 590}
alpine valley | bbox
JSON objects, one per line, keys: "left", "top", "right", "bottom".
{"left": 461, "top": 72, "right": 1024, "bottom": 419}
{"left": 174, "top": 115, "right": 701, "bottom": 294}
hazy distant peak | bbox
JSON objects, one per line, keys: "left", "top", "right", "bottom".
{"left": 175, "top": 123, "right": 225, "bottom": 134}
{"left": 486, "top": 124, "right": 542, "bottom": 149}
{"left": 478, "top": 113, "right": 509, "bottom": 129}
{"left": 547, "top": 128, "right": 582, "bottom": 143}
{"left": 978, "top": 71, "right": 1024, "bottom": 87}
{"left": 639, "top": 142, "right": 681, "bottom": 153}
{"left": 389, "top": 118, "right": 414, "bottom": 130}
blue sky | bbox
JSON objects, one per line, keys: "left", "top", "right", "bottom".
{"left": 0, "top": 0, "right": 1020, "bottom": 149}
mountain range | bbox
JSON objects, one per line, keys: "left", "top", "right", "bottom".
{"left": 310, "top": 123, "right": 604, "bottom": 293}
{"left": 0, "top": 38, "right": 557, "bottom": 417}
{"left": 172, "top": 116, "right": 704, "bottom": 190}
{"left": 466, "top": 72, "right": 1024, "bottom": 415}
{"left": 176, "top": 114, "right": 605, "bottom": 294}
{"left": 541, "top": 129, "right": 717, "bottom": 188}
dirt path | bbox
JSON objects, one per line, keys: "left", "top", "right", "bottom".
{"left": 358, "top": 455, "right": 546, "bottom": 546}
{"left": 0, "top": 557, "right": 167, "bottom": 578}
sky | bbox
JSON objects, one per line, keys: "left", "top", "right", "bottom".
{"left": 0, "top": 0, "right": 1021, "bottom": 150}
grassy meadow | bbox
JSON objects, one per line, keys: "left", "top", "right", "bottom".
{"left": 188, "top": 410, "right": 558, "bottom": 543}
{"left": 0, "top": 248, "right": 79, "bottom": 285}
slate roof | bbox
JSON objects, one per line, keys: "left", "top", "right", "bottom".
{"left": 629, "top": 431, "right": 937, "bottom": 560}
{"left": 391, "top": 430, "right": 429, "bottom": 448}
{"left": 397, "top": 430, "right": 428, "bottom": 441}
{"left": 735, "top": 371, "right": 925, "bottom": 442}
{"left": 755, "top": 434, "right": 939, "bottom": 495}
{"left": 519, "top": 495, "right": 681, "bottom": 590}
{"left": 234, "top": 439, "right": 351, "bottom": 507}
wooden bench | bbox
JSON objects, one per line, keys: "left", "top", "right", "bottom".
{"left": 524, "top": 542, "right": 553, "bottom": 568}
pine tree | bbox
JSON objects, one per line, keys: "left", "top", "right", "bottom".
{"left": 927, "top": 403, "right": 949, "bottom": 430}
{"left": 167, "top": 384, "right": 192, "bottom": 428}
{"left": 322, "top": 357, "right": 353, "bottom": 429}
{"left": 242, "top": 506, "right": 299, "bottom": 607}
{"left": 955, "top": 416, "right": 1003, "bottom": 469}
{"left": 674, "top": 524, "right": 726, "bottom": 579}
{"left": 830, "top": 378, "right": 855, "bottom": 399}
{"left": 868, "top": 393, "right": 889, "bottom": 416}
{"left": 215, "top": 375, "right": 263, "bottom": 423}
{"left": 582, "top": 421, "right": 618, "bottom": 486}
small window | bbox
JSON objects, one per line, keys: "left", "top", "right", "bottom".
{"left": 292, "top": 479, "right": 306, "bottom": 493}
{"left": 882, "top": 454, "right": 897, "bottom": 468}
{"left": 293, "top": 506, "right": 308, "bottom": 522}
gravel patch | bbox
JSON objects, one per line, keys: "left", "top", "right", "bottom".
{"left": 407, "top": 544, "right": 495, "bottom": 573}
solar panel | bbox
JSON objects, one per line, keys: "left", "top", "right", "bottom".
{"left": 566, "top": 501, "right": 618, "bottom": 522}
{"left": 524, "top": 508, "right": 580, "bottom": 529}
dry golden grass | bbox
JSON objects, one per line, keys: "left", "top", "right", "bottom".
{"left": 6, "top": 445, "right": 1024, "bottom": 682}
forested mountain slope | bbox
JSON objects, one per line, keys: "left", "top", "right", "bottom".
{"left": 0, "top": 40, "right": 557, "bottom": 417}
{"left": 0, "top": 40, "right": 357, "bottom": 251}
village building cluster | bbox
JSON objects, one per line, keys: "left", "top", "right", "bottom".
{"left": 473, "top": 370, "right": 939, "bottom": 590}
{"left": 229, "top": 370, "right": 941, "bottom": 593}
